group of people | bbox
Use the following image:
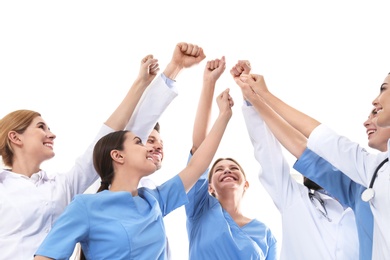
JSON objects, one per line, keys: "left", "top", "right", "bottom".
{"left": 0, "top": 41, "right": 389, "bottom": 260}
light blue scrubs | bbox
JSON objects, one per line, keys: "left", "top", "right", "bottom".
{"left": 35, "top": 175, "right": 187, "bottom": 260}
{"left": 294, "top": 148, "right": 373, "bottom": 260}
{"left": 185, "top": 155, "right": 278, "bottom": 260}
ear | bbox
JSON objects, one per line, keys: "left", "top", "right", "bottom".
{"left": 243, "top": 180, "right": 249, "bottom": 192}
{"left": 110, "top": 150, "right": 124, "bottom": 164}
{"left": 208, "top": 184, "right": 216, "bottom": 197}
{"left": 8, "top": 131, "right": 22, "bottom": 145}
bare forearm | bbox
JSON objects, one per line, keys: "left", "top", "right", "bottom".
{"left": 192, "top": 80, "right": 216, "bottom": 153}
{"left": 262, "top": 91, "right": 320, "bottom": 138}
{"left": 250, "top": 95, "right": 307, "bottom": 158}
{"left": 105, "top": 78, "right": 147, "bottom": 130}
{"left": 181, "top": 112, "right": 231, "bottom": 191}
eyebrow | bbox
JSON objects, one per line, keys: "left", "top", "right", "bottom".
{"left": 148, "top": 136, "right": 164, "bottom": 144}
{"left": 36, "top": 121, "right": 50, "bottom": 130}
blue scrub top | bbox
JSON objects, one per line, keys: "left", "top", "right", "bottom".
{"left": 185, "top": 154, "right": 278, "bottom": 260}
{"left": 294, "top": 148, "right": 373, "bottom": 260}
{"left": 35, "top": 175, "right": 187, "bottom": 260}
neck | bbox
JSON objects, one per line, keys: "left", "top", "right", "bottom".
{"left": 217, "top": 192, "right": 243, "bottom": 217}
{"left": 110, "top": 174, "right": 140, "bottom": 196}
{"left": 11, "top": 160, "right": 41, "bottom": 177}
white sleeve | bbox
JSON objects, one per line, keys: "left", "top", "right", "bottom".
{"left": 60, "top": 124, "right": 113, "bottom": 198}
{"left": 125, "top": 74, "right": 178, "bottom": 143}
{"left": 307, "top": 123, "right": 387, "bottom": 186}
{"left": 242, "top": 105, "right": 301, "bottom": 212}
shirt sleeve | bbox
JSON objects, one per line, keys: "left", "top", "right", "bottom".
{"left": 56, "top": 124, "right": 113, "bottom": 200}
{"left": 265, "top": 230, "right": 279, "bottom": 260}
{"left": 293, "top": 148, "right": 361, "bottom": 208}
{"left": 151, "top": 174, "right": 188, "bottom": 216}
{"left": 185, "top": 152, "right": 210, "bottom": 220}
{"left": 35, "top": 196, "right": 89, "bottom": 259}
{"left": 125, "top": 73, "right": 178, "bottom": 143}
{"left": 242, "top": 104, "right": 301, "bottom": 212}
{"left": 307, "top": 124, "right": 387, "bottom": 187}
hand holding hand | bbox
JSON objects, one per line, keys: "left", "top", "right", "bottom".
{"left": 241, "top": 73, "right": 269, "bottom": 96}
{"left": 236, "top": 74, "right": 267, "bottom": 102}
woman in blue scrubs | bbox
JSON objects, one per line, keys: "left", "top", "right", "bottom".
{"left": 185, "top": 58, "right": 278, "bottom": 260}
{"left": 33, "top": 73, "right": 234, "bottom": 259}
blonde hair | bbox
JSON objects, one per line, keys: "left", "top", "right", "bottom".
{"left": 0, "top": 110, "right": 41, "bottom": 167}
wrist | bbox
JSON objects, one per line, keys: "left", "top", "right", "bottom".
{"left": 163, "top": 62, "right": 184, "bottom": 80}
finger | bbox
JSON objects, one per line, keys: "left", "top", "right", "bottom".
{"left": 229, "top": 98, "right": 234, "bottom": 107}
{"left": 142, "top": 54, "right": 154, "bottom": 64}
{"left": 197, "top": 48, "right": 206, "bottom": 60}
{"left": 190, "top": 45, "right": 200, "bottom": 56}
{"left": 178, "top": 42, "right": 188, "bottom": 53}
{"left": 144, "top": 58, "right": 158, "bottom": 67}
{"left": 230, "top": 67, "right": 240, "bottom": 76}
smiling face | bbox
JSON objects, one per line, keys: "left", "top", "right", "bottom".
{"left": 208, "top": 158, "right": 249, "bottom": 198}
{"left": 363, "top": 108, "right": 390, "bottom": 152}
{"left": 13, "top": 116, "right": 56, "bottom": 165}
{"left": 120, "top": 132, "right": 157, "bottom": 176}
{"left": 145, "top": 129, "right": 164, "bottom": 170}
{"left": 372, "top": 74, "right": 390, "bottom": 128}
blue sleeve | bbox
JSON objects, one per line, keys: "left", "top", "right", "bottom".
{"left": 35, "top": 197, "right": 89, "bottom": 259}
{"left": 160, "top": 73, "right": 176, "bottom": 89}
{"left": 266, "top": 230, "right": 278, "bottom": 260}
{"left": 293, "top": 148, "right": 361, "bottom": 208}
{"left": 148, "top": 174, "right": 188, "bottom": 217}
{"left": 185, "top": 152, "right": 210, "bottom": 220}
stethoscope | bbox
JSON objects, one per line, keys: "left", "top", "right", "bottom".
{"left": 309, "top": 190, "right": 332, "bottom": 222}
{"left": 361, "top": 158, "right": 389, "bottom": 202}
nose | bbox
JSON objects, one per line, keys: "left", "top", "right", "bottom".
{"left": 153, "top": 141, "right": 163, "bottom": 151}
{"left": 363, "top": 117, "right": 371, "bottom": 128}
{"left": 223, "top": 169, "right": 231, "bottom": 174}
{"left": 48, "top": 131, "right": 56, "bottom": 140}
{"left": 372, "top": 96, "right": 379, "bottom": 107}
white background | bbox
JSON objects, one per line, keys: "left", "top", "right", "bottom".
{"left": 1, "top": 1, "right": 389, "bottom": 259}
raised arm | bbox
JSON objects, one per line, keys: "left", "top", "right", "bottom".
{"left": 125, "top": 42, "right": 206, "bottom": 142}
{"left": 235, "top": 74, "right": 307, "bottom": 159}
{"left": 191, "top": 56, "right": 226, "bottom": 154}
{"left": 180, "top": 88, "right": 233, "bottom": 192}
{"left": 163, "top": 42, "right": 206, "bottom": 80}
{"left": 238, "top": 73, "right": 321, "bottom": 138}
{"left": 105, "top": 55, "right": 159, "bottom": 130}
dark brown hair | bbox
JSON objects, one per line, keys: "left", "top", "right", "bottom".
{"left": 80, "top": 130, "right": 128, "bottom": 260}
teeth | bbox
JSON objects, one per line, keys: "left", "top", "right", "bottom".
{"left": 222, "top": 176, "right": 235, "bottom": 181}
{"left": 44, "top": 143, "right": 53, "bottom": 147}
{"left": 152, "top": 153, "right": 162, "bottom": 160}
{"left": 368, "top": 130, "right": 376, "bottom": 135}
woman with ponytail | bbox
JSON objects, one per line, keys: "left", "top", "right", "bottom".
{"left": 34, "top": 87, "right": 233, "bottom": 259}
{"left": 0, "top": 54, "right": 160, "bottom": 260}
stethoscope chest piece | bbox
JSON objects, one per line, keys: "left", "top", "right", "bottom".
{"left": 361, "top": 188, "right": 375, "bottom": 202}
{"left": 361, "top": 157, "right": 389, "bottom": 202}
